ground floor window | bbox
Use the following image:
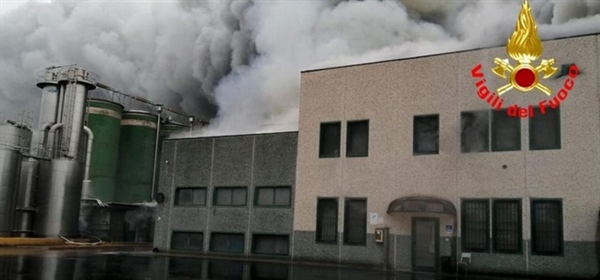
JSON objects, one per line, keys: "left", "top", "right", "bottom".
{"left": 461, "top": 199, "right": 489, "bottom": 252}
{"left": 344, "top": 198, "right": 367, "bottom": 245}
{"left": 316, "top": 198, "right": 338, "bottom": 243}
{"left": 492, "top": 199, "right": 522, "bottom": 253}
{"left": 531, "top": 199, "right": 563, "bottom": 255}
{"left": 171, "top": 231, "right": 203, "bottom": 251}
{"left": 210, "top": 233, "right": 245, "bottom": 253}
{"left": 252, "top": 234, "right": 289, "bottom": 255}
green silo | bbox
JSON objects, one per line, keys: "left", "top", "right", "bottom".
{"left": 87, "top": 99, "right": 124, "bottom": 202}
{"left": 115, "top": 111, "right": 158, "bottom": 203}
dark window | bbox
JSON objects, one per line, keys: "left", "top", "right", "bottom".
{"left": 168, "top": 257, "right": 203, "bottom": 278}
{"left": 319, "top": 122, "right": 341, "bottom": 158}
{"left": 174, "top": 187, "right": 207, "bottom": 206}
{"left": 255, "top": 187, "right": 291, "bottom": 207}
{"left": 251, "top": 263, "right": 289, "bottom": 280}
{"left": 461, "top": 199, "right": 489, "bottom": 252}
{"left": 316, "top": 198, "right": 338, "bottom": 243}
{"left": 413, "top": 115, "right": 439, "bottom": 155}
{"left": 252, "top": 234, "right": 289, "bottom": 255}
{"left": 171, "top": 232, "right": 203, "bottom": 251}
{"left": 214, "top": 187, "right": 247, "bottom": 206}
{"left": 492, "top": 199, "right": 522, "bottom": 253}
{"left": 491, "top": 109, "right": 521, "bottom": 151}
{"left": 531, "top": 200, "right": 563, "bottom": 255}
{"left": 208, "top": 260, "right": 243, "bottom": 280}
{"left": 344, "top": 198, "right": 367, "bottom": 245}
{"left": 530, "top": 107, "right": 561, "bottom": 150}
{"left": 461, "top": 111, "right": 489, "bottom": 153}
{"left": 210, "top": 233, "right": 245, "bottom": 253}
{"left": 346, "top": 120, "right": 369, "bottom": 157}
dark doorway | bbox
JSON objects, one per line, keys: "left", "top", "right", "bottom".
{"left": 411, "top": 217, "right": 439, "bottom": 272}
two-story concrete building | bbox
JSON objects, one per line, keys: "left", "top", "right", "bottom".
{"left": 293, "top": 34, "right": 599, "bottom": 278}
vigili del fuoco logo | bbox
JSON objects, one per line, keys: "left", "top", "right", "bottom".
{"left": 470, "top": 0, "right": 579, "bottom": 118}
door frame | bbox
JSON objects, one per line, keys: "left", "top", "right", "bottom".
{"left": 411, "top": 217, "right": 440, "bottom": 272}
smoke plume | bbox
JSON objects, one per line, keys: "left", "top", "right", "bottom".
{"left": 0, "top": 0, "right": 598, "bottom": 136}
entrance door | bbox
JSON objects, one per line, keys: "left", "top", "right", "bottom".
{"left": 411, "top": 217, "right": 439, "bottom": 272}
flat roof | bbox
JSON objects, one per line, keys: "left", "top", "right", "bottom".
{"left": 165, "top": 130, "right": 298, "bottom": 141}
{"left": 301, "top": 32, "right": 599, "bottom": 74}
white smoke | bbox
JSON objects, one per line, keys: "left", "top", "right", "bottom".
{"left": 0, "top": 0, "right": 598, "bottom": 137}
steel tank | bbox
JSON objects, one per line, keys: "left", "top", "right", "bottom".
{"left": 115, "top": 111, "right": 158, "bottom": 203}
{"left": 0, "top": 123, "right": 30, "bottom": 236}
{"left": 36, "top": 70, "right": 59, "bottom": 143}
{"left": 13, "top": 157, "right": 40, "bottom": 237}
{"left": 34, "top": 159, "right": 83, "bottom": 236}
{"left": 85, "top": 99, "right": 124, "bottom": 202}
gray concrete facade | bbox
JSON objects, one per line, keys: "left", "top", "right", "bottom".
{"left": 153, "top": 132, "right": 298, "bottom": 258}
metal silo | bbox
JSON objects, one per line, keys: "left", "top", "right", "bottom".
{"left": 13, "top": 157, "right": 40, "bottom": 237}
{"left": 35, "top": 66, "right": 96, "bottom": 237}
{"left": 0, "top": 122, "right": 30, "bottom": 236}
{"left": 84, "top": 99, "right": 124, "bottom": 202}
{"left": 115, "top": 111, "right": 158, "bottom": 203}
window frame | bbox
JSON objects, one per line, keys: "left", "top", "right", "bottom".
{"left": 530, "top": 199, "right": 564, "bottom": 256}
{"left": 529, "top": 107, "right": 561, "bottom": 150}
{"left": 213, "top": 187, "right": 248, "bottom": 207}
{"left": 461, "top": 199, "right": 490, "bottom": 253}
{"left": 492, "top": 199, "right": 522, "bottom": 254}
{"left": 209, "top": 232, "right": 246, "bottom": 254}
{"left": 413, "top": 114, "right": 440, "bottom": 155}
{"left": 316, "top": 197, "right": 338, "bottom": 244}
{"left": 491, "top": 109, "right": 521, "bottom": 152}
{"left": 343, "top": 198, "right": 367, "bottom": 246}
{"left": 251, "top": 233, "right": 290, "bottom": 256}
{"left": 174, "top": 187, "right": 208, "bottom": 207}
{"left": 254, "top": 186, "right": 292, "bottom": 208}
{"left": 346, "top": 119, "right": 369, "bottom": 157}
{"left": 319, "top": 121, "right": 341, "bottom": 158}
{"left": 170, "top": 231, "right": 204, "bottom": 251}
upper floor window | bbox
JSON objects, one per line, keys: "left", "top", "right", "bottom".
{"left": 214, "top": 187, "right": 247, "bottom": 206}
{"left": 491, "top": 109, "right": 521, "bottom": 151}
{"left": 413, "top": 115, "right": 439, "bottom": 155}
{"left": 461, "top": 110, "right": 490, "bottom": 153}
{"left": 319, "top": 122, "right": 341, "bottom": 158}
{"left": 174, "top": 187, "right": 207, "bottom": 206}
{"left": 255, "top": 187, "right": 291, "bottom": 207}
{"left": 346, "top": 120, "right": 369, "bottom": 157}
{"left": 530, "top": 107, "right": 560, "bottom": 150}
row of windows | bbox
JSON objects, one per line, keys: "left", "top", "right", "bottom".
{"left": 171, "top": 232, "right": 289, "bottom": 256}
{"left": 462, "top": 199, "right": 563, "bottom": 255}
{"left": 319, "top": 107, "right": 560, "bottom": 157}
{"left": 174, "top": 186, "right": 291, "bottom": 207}
{"left": 316, "top": 198, "right": 367, "bottom": 245}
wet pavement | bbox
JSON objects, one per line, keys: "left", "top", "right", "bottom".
{"left": 0, "top": 249, "right": 538, "bottom": 280}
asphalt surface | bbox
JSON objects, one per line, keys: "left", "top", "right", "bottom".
{"left": 0, "top": 249, "right": 541, "bottom": 280}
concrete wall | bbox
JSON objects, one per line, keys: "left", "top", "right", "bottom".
{"left": 295, "top": 34, "right": 600, "bottom": 278}
{"left": 153, "top": 132, "right": 298, "bottom": 257}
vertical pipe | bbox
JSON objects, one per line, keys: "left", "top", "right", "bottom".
{"left": 150, "top": 106, "right": 162, "bottom": 200}
{"left": 82, "top": 126, "right": 93, "bottom": 181}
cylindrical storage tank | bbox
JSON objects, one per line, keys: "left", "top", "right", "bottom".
{"left": 36, "top": 70, "right": 59, "bottom": 134}
{"left": 115, "top": 111, "right": 158, "bottom": 203}
{"left": 13, "top": 157, "right": 39, "bottom": 237}
{"left": 34, "top": 159, "right": 83, "bottom": 237}
{"left": 0, "top": 123, "right": 25, "bottom": 236}
{"left": 85, "top": 99, "right": 124, "bottom": 202}
{"left": 160, "top": 121, "right": 188, "bottom": 138}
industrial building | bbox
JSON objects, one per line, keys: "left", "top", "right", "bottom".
{"left": 152, "top": 132, "right": 297, "bottom": 258}
{"left": 0, "top": 65, "right": 198, "bottom": 242}
{"left": 151, "top": 34, "right": 599, "bottom": 278}
{"left": 293, "top": 33, "right": 600, "bottom": 278}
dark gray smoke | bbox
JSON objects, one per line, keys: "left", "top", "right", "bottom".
{"left": 0, "top": 0, "right": 598, "bottom": 135}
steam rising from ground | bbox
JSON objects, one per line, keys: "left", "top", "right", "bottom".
{"left": 0, "top": 0, "right": 598, "bottom": 137}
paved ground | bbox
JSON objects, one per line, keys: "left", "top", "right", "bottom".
{"left": 0, "top": 248, "right": 547, "bottom": 280}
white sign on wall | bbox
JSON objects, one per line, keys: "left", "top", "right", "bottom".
{"left": 369, "top": 213, "right": 380, "bottom": 225}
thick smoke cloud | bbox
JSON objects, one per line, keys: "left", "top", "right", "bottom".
{"left": 0, "top": 0, "right": 598, "bottom": 136}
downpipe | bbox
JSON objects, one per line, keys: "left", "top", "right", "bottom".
{"left": 81, "top": 126, "right": 93, "bottom": 200}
